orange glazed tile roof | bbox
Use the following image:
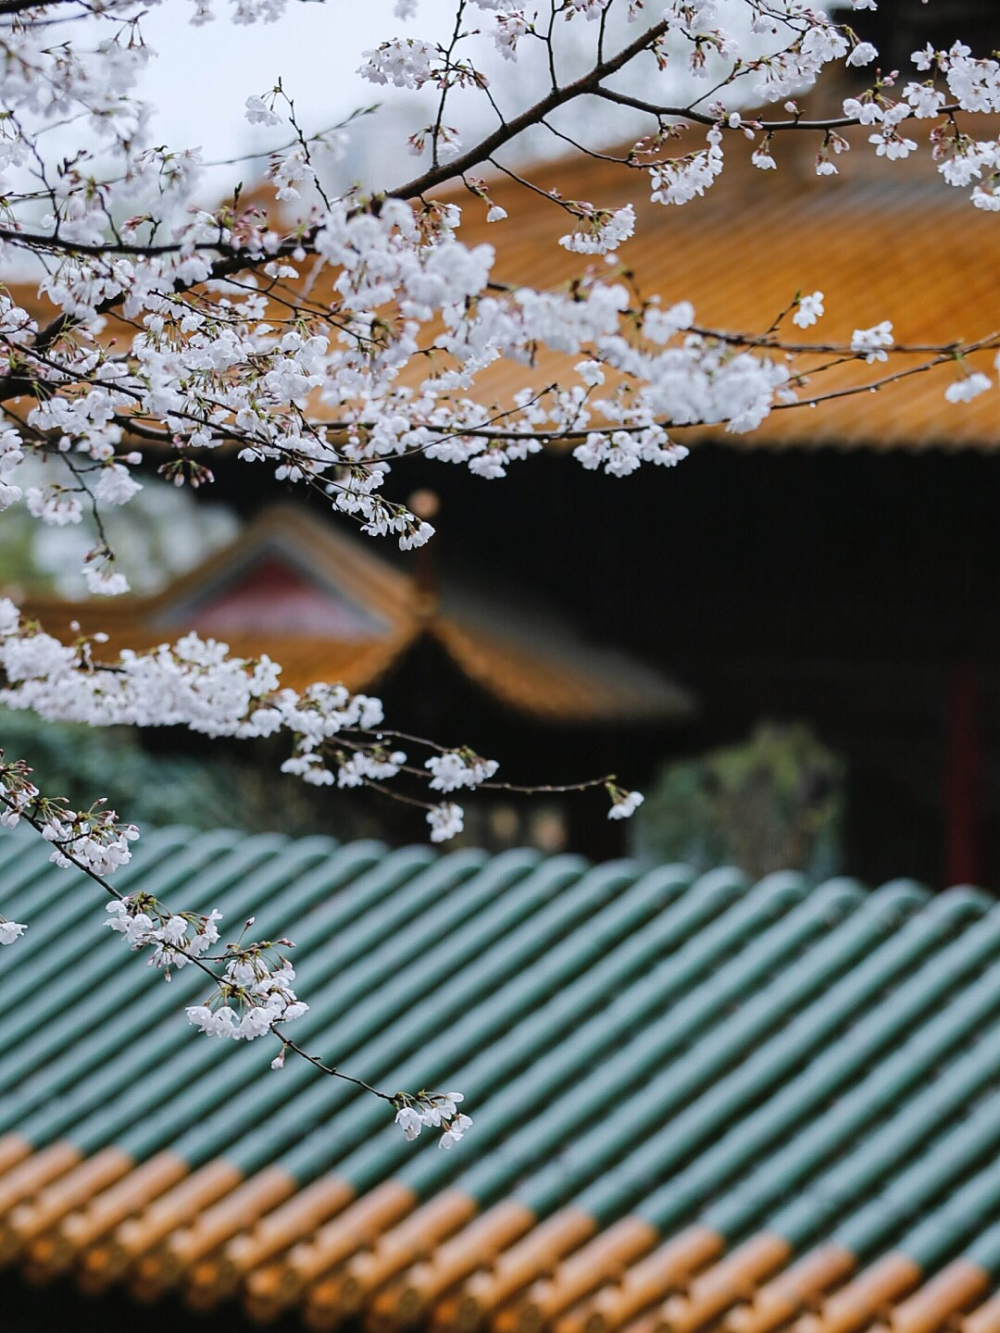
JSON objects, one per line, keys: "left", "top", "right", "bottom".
{"left": 423, "top": 121, "right": 1000, "bottom": 452}
{"left": 14, "top": 504, "right": 692, "bottom": 723}
{"left": 4, "top": 828, "right": 1000, "bottom": 1333}
{"left": 4, "top": 122, "right": 998, "bottom": 456}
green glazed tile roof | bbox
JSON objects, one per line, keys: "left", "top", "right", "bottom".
{"left": 0, "top": 824, "right": 999, "bottom": 1333}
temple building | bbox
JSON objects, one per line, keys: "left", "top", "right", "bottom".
{"left": 16, "top": 505, "right": 693, "bottom": 853}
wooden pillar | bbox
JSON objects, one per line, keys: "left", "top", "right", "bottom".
{"left": 944, "top": 661, "right": 983, "bottom": 887}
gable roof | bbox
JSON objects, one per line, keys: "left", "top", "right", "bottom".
{"left": 2, "top": 825, "right": 1000, "bottom": 1333}
{"left": 16, "top": 504, "right": 692, "bottom": 724}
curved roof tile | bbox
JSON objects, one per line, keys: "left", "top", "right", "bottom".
{"left": 1, "top": 827, "right": 1000, "bottom": 1333}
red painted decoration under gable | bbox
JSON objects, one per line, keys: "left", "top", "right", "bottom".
{"left": 187, "top": 557, "right": 383, "bottom": 638}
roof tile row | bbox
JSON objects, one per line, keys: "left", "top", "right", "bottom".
{"left": 1, "top": 826, "right": 999, "bottom": 1333}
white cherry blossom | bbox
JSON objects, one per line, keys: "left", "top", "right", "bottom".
{"left": 560, "top": 205, "right": 636, "bottom": 255}
{"left": 847, "top": 41, "right": 877, "bottom": 67}
{"left": 851, "top": 321, "right": 894, "bottom": 363}
{"left": 425, "top": 750, "right": 499, "bottom": 792}
{"left": 608, "top": 787, "right": 644, "bottom": 820}
{"left": 392, "top": 1092, "right": 473, "bottom": 1147}
{"left": 359, "top": 38, "right": 437, "bottom": 89}
{"left": 245, "top": 94, "right": 281, "bottom": 127}
{"left": 869, "top": 128, "right": 919, "bottom": 161}
{"left": 793, "top": 292, "right": 825, "bottom": 329}
{"left": 427, "top": 802, "right": 465, "bottom": 842}
{"left": 945, "top": 372, "right": 992, "bottom": 404}
{"left": 0, "top": 920, "right": 27, "bottom": 945}
{"left": 439, "top": 1112, "right": 474, "bottom": 1148}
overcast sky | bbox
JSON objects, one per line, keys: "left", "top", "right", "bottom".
{"left": 137, "top": 2, "right": 446, "bottom": 154}
{"left": 126, "top": 0, "right": 782, "bottom": 195}
{"left": 133, "top": 0, "right": 459, "bottom": 188}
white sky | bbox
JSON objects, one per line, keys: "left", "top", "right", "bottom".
{"left": 10, "top": 0, "right": 832, "bottom": 223}
{"left": 137, "top": 2, "right": 441, "bottom": 149}
{"left": 126, "top": 0, "right": 776, "bottom": 195}
{"left": 135, "top": 0, "right": 460, "bottom": 186}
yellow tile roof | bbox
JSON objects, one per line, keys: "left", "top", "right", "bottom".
{"left": 425, "top": 121, "right": 1000, "bottom": 451}
{"left": 6, "top": 122, "right": 997, "bottom": 457}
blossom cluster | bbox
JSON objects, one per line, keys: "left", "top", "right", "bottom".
{"left": 0, "top": 919, "right": 27, "bottom": 946}
{"left": 793, "top": 292, "right": 825, "bottom": 330}
{"left": 106, "top": 896, "right": 223, "bottom": 978}
{"left": 425, "top": 750, "right": 500, "bottom": 792}
{"left": 606, "top": 784, "right": 644, "bottom": 821}
{"left": 427, "top": 801, "right": 465, "bottom": 843}
{"left": 851, "top": 321, "right": 895, "bottom": 364}
{"left": 393, "top": 1091, "right": 473, "bottom": 1149}
{"left": 359, "top": 38, "right": 438, "bottom": 90}
{"left": 649, "top": 127, "right": 724, "bottom": 207}
{"left": 186, "top": 954, "right": 308, "bottom": 1041}
{"left": 0, "top": 755, "right": 41, "bottom": 832}
{"left": 559, "top": 205, "right": 637, "bottom": 256}
{"left": 38, "top": 813, "right": 139, "bottom": 875}
{"left": 945, "top": 370, "right": 993, "bottom": 404}
{"left": 331, "top": 747, "right": 409, "bottom": 789}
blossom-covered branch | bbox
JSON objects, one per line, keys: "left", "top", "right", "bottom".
{"left": 0, "top": 756, "right": 475, "bottom": 1147}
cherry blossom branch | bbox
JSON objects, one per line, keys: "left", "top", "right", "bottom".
{"left": 0, "top": 0, "right": 997, "bottom": 1164}
{"left": 593, "top": 87, "right": 963, "bottom": 132}
{"left": 0, "top": 768, "right": 468, "bottom": 1141}
{"left": 390, "top": 13, "right": 676, "bottom": 200}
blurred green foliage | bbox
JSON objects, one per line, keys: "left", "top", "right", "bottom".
{"left": 0, "top": 706, "right": 245, "bottom": 829}
{"left": 0, "top": 707, "right": 365, "bottom": 839}
{"left": 0, "top": 460, "right": 237, "bottom": 599}
{"left": 632, "top": 722, "right": 844, "bottom": 880}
